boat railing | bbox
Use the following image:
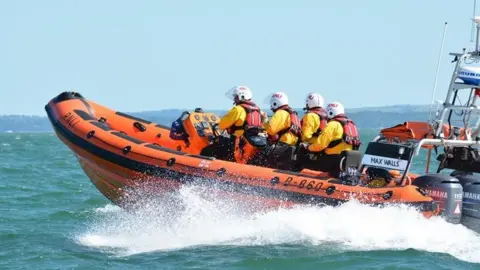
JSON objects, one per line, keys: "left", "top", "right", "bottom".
{"left": 413, "top": 138, "right": 480, "bottom": 156}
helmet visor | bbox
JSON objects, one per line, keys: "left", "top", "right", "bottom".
{"left": 263, "top": 93, "right": 274, "bottom": 105}
{"left": 225, "top": 88, "right": 237, "bottom": 101}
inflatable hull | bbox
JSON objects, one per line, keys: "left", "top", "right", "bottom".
{"left": 44, "top": 92, "right": 439, "bottom": 217}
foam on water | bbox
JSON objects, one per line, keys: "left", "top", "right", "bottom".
{"left": 93, "top": 204, "right": 121, "bottom": 213}
{"left": 77, "top": 185, "right": 480, "bottom": 263}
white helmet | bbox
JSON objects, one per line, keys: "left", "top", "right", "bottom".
{"left": 225, "top": 86, "right": 252, "bottom": 102}
{"left": 264, "top": 92, "right": 289, "bottom": 110}
{"left": 305, "top": 92, "right": 324, "bottom": 109}
{"left": 326, "top": 101, "right": 345, "bottom": 118}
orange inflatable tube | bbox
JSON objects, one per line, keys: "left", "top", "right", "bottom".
{"left": 44, "top": 91, "right": 439, "bottom": 217}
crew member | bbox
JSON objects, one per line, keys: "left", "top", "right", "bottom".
{"left": 301, "top": 92, "right": 327, "bottom": 144}
{"left": 209, "top": 86, "right": 267, "bottom": 163}
{"left": 297, "top": 101, "right": 361, "bottom": 176}
{"left": 263, "top": 91, "right": 302, "bottom": 170}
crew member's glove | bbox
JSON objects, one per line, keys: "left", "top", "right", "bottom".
{"left": 296, "top": 142, "right": 310, "bottom": 157}
{"left": 299, "top": 142, "right": 310, "bottom": 151}
{"left": 261, "top": 111, "right": 268, "bottom": 124}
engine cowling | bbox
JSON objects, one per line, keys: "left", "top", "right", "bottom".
{"left": 413, "top": 173, "right": 463, "bottom": 224}
{"left": 451, "top": 171, "right": 480, "bottom": 231}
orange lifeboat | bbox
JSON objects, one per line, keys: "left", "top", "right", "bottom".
{"left": 44, "top": 91, "right": 439, "bottom": 217}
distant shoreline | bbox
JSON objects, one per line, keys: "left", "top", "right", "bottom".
{"left": 2, "top": 131, "right": 53, "bottom": 134}
{"left": 0, "top": 103, "right": 434, "bottom": 118}
{"left": 0, "top": 104, "right": 443, "bottom": 133}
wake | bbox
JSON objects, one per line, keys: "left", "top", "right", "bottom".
{"left": 76, "top": 185, "right": 480, "bottom": 263}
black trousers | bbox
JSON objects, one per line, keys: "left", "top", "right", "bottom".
{"left": 264, "top": 142, "right": 297, "bottom": 171}
{"left": 294, "top": 147, "right": 342, "bottom": 176}
{"left": 200, "top": 136, "right": 236, "bottom": 161}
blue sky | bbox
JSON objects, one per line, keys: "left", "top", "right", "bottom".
{"left": 0, "top": 0, "right": 477, "bottom": 115}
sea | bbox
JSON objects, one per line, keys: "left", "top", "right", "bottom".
{"left": 1, "top": 130, "right": 480, "bottom": 269}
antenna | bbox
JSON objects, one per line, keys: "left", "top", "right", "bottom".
{"left": 475, "top": 16, "right": 480, "bottom": 53}
{"left": 428, "top": 22, "right": 448, "bottom": 124}
{"left": 472, "top": 0, "right": 478, "bottom": 43}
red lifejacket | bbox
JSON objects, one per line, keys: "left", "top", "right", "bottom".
{"left": 327, "top": 114, "right": 361, "bottom": 150}
{"left": 277, "top": 106, "right": 302, "bottom": 138}
{"left": 305, "top": 107, "right": 328, "bottom": 137}
{"left": 229, "top": 101, "right": 264, "bottom": 134}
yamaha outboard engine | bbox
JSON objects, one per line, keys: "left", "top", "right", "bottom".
{"left": 451, "top": 171, "right": 480, "bottom": 231}
{"left": 414, "top": 173, "right": 463, "bottom": 224}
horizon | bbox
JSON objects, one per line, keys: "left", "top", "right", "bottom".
{"left": 0, "top": 102, "right": 434, "bottom": 117}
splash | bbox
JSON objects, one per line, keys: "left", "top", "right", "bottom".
{"left": 77, "top": 185, "right": 480, "bottom": 263}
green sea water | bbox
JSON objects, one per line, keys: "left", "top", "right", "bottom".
{"left": 1, "top": 130, "right": 480, "bottom": 269}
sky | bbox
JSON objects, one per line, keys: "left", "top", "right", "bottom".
{"left": 0, "top": 0, "right": 478, "bottom": 115}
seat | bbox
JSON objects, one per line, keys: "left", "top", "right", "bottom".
{"left": 437, "top": 146, "right": 480, "bottom": 173}
{"left": 339, "top": 150, "right": 363, "bottom": 173}
{"left": 338, "top": 150, "right": 363, "bottom": 185}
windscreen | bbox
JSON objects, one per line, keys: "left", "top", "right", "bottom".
{"left": 361, "top": 142, "right": 413, "bottom": 171}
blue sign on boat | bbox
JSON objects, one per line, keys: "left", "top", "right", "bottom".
{"left": 457, "top": 66, "right": 480, "bottom": 85}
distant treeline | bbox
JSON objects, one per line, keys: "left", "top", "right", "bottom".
{"left": 0, "top": 107, "right": 433, "bottom": 133}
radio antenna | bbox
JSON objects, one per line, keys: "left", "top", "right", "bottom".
{"left": 428, "top": 22, "right": 448, "bottom": 124}
{"left": 472, "top": 0, "right": 477, "bottom": 43}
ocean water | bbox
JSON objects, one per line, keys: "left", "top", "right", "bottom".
{"left": 1, "top": 130, "right": 480, "bottom": 269}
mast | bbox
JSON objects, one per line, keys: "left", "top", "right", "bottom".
{"left": 432, "top": 16, "right": 480, "bottom": 139}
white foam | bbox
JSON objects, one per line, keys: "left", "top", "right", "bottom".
{"left": 77, "top": 185, "right": 480, "bottom": 263}
{"left": 94, "top": 204, "right": 122, "bottom": 213}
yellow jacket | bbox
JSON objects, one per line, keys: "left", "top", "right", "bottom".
{"left": 301, "top": 112, "right": 322, "bottom": 144}
{"left": 307, "top": 120, "right": 352, "bottom": 155}
{"left": 219, "top": 105, "right": 267, "bottom": 137}
{"left": 265, "top": 109, "right": 299, "bottom": 146}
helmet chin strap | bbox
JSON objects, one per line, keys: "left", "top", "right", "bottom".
{"left": 273, "top": 104, "right": 288, "bottom": 112}
{"left": 304, "top": 105, "right": 322, "bottom": 111}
